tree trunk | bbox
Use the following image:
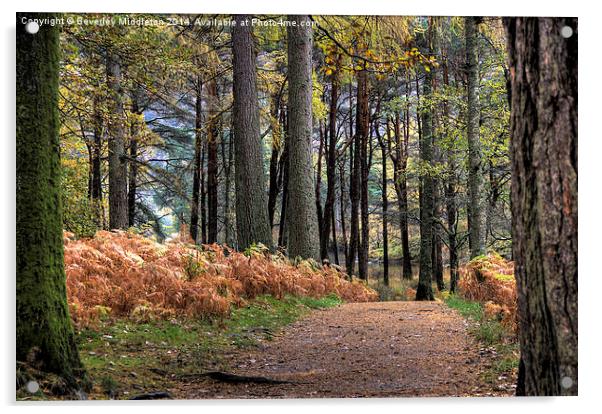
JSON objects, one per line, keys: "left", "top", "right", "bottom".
{"left": 207, "top": 79, "right": 219, "bottom": 244}
{"left": 357, "top": 70, "right": 370, "bottom": 280}
{"left": 223, "top": 130, "right": 235, "bottom": 246}
{"left": 106, "top": 52, "right": 128, "bottom": 230}
{"left": 466, "top": 16, "right": 485, "bottom": 258}
{"left": 315, "top": 122, "right": 325, "bottom": 243}
{"left": 190, "top": 76, "right": 203, "bottom": 243}
{"left": 286, "top": 15, "right": 321, "bottom": 261}
{"left": 339, "top": 152, "right": 349, "bottom": 266}
{"left": 232, "top": 15, "right": 273, "bottom": 250}
{"left": 377, "top": 120, "right": 389, "bottom": 286}
{"left": 505, "top": 16, "right": 578, "bottom": 396}
{"left": 390, "top": 86, "right": 413, "bottom": 280}
{"left": 321, "top": 59, "right": 340, "bottom": 262}
{"left": 91, "top": 91, "right": 104, "bottom": 228}
{"left": 267, "top": 91, "right": 282, "bottom": 230}
{"left": 128, "top": 88, "right": 142, "bottom": 227}
{"left": 347, "top": 134, "right": 360, "bottom": 279}
{"left": 16, "top": 13, "right": 85, "bottom": 389}
{"left": 200, "top": 140, "right": 207, "bottom": 244}
{"left": 416, "top": 24, "right": 435, "bottom": 301}
{"left": 442, "top": 59, "right": 459, "bottom": 293}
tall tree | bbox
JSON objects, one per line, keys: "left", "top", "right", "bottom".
{"left": 320, "top": 55, "right": 341, "bottom": 262}
{"left": 232, "top": 14, "right": 273, "bottom": 250}
{"left": 128, "top": 88, "right": 143, "bottom": 227}
{"left": 377, "top": 118, "right": 389, "bottom": 286}
{"left": 91, "top": 90, "right": 104, "bottom": 228}
{"left": 442, "top": 55, "right": 459, "bottom": 292}
{"left": 505, "top": 17, "right": 578, "bottom": 396}
{"left": 190, "top": 75, "right": 203, "bottom": 243}
{"left": 357, "top": 69, "right": 370, "bottom": 280}
{"left": 286, "top": 15, "right": 321, "bottom": 261}
{"left": 106, "top": 52, "right": 129, "bottom": 229}
{"left": 416, "top": 21, "right": 435, "bottom": 301}
{"left": 206, "top": 78, "right": 219, "bottom": 244}
{"left": 465, "top": 16, "right": 485, "bottom": 258}
{"left": 389, "top": 96, "right": 413, "bottom": 280}
{"left": 16, "top": 13, "right": 85, "bottom": 389}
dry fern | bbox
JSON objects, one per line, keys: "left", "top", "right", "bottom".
{"left": 64, "top": 230, "right": 377, "bottom": 327}
{"left": 458, "top": 253, "right": 517, "bottom": 332}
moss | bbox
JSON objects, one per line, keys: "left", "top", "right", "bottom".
{"left": 16, "top": 12, "right": 86, "bottom": 392}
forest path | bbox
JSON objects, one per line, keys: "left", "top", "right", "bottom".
{"left": 183, "top": 301, "right": 505, "bottom": 398}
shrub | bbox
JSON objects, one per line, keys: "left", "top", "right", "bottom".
{"left": 64, "top": 230, "right": 377, "bottom": 327}
{"left": 458, "top": 253, "right": 517, "bottom": 332}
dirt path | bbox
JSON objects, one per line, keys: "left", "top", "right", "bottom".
{"left": 182, "top": 301, "right": 511, "bottom": 398}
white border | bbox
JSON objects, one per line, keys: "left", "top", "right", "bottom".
{"left": 2, "top": 1, "right": 598, "bottom": 413}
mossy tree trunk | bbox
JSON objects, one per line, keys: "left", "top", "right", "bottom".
{"left": 16, "top": 12, "right": 85, "bottom": 389}
{"left": 286, "top": 15, "right": 321, "bottom": 261}
{"left": 232, "top": 15, "right": 273, "bottom": 251}
{"left": 505, "top": 17, "right": 578, "bottom": 396}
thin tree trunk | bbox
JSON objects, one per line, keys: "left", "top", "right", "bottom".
{"left": 339, "top": 153, "right": 349, "bottom": 266}
{"left": 321, "top": 60, "right": 340, "bottom": 262}
{"left": 200, "top": 139, "right": 207, "bottom": 244}
{"left": 106, "top": 52, "right": 128, "bottom": 230}
{"left": 267, "top": 94, "right": 282, "bottom": 229}
{"left": 357, "top": 70, "right": 370, "bottom": 280}
{"left": 91, "top": 91, "right": 103, "bottom": 228}
{"left": 128, "top": 88, "right": 142, "bottom": 227}
{"left": 442, "top": 58, "right": 459, "bottom": 292}
{"left": 376, "top": 119, "right": 389, "bottom": 286}
{"left": 16, "top": 13, "right": 85, "bottom": 388}
{"left": 505, "top": 16, "right": 578, "bottom": 396}
{"left": 207, "top": 79, "right": 219, "bottom": 244}
{"left": 190, "top": 76, "right": 203, "bottom": 243}
{"left": 466, "top": 16, "right": 485, "bottom": 258}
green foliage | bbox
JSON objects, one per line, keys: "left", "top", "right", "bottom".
{"left": 243, "top": 242, "right": 270, "bottom": 257}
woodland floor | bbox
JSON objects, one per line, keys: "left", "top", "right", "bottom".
{"left": 177, "top": 301, "right": 514, "bottom": 399}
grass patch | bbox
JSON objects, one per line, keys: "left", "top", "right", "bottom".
{"left": 70, "top": 293, "right": 341, "bottom": 400}
{"left": 444, "top": 294, "right": 519, "bottom": 389}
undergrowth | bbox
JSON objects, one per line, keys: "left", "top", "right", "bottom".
{"left": 20, "top": 294, "right": 341, "bottom": 400}
{"left": 64, "top": 230, "right": 376, "bottom": 327}
{"left": 444, "top": 253, "right": 519, "bottom": 391}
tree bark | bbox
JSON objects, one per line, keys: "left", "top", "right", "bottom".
{"left": 207, "top": 79, "right": 219, "bottom": 244}
{"left": 321, "top": 58, "right": 340, "bottom": 262}
{"left": 416, "top": 24, "right": 435, "bottom": 301}
{"left": 286, "top": 15, "right": 321, "bottom": 261}
{"left": 389, "top": 85, "right": 413, "bottom": 280}
{"left": 505, "top": 16, "right": 578, "bottom": 396}
{"left": 357, "top": 70, "right": 370, "bottom": 280}
{"left": 466, "top": 16, "right": 485, "bottom": 258}
{"left": 377, "top": 119, "right": 389, "bottom": 286}
{"left": 106, "top": 52, "right": 128, "bottom": 230}
{"left": 442, "top": 59, "right": 459, "bottom": 292}
{"left": 91, "top": 91, "right": 104, "bottom": 228}
{"left": 232, "top": 15, "right": 273, "bottom": 250}
{"left": 16, "top": 13, "right": 85, "bottom": 389}
{"left": 190, "top": 76, "right": 203, "bottom": 243}
{"left": 128, "top": 88, "right": 142, "bottom": 227}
